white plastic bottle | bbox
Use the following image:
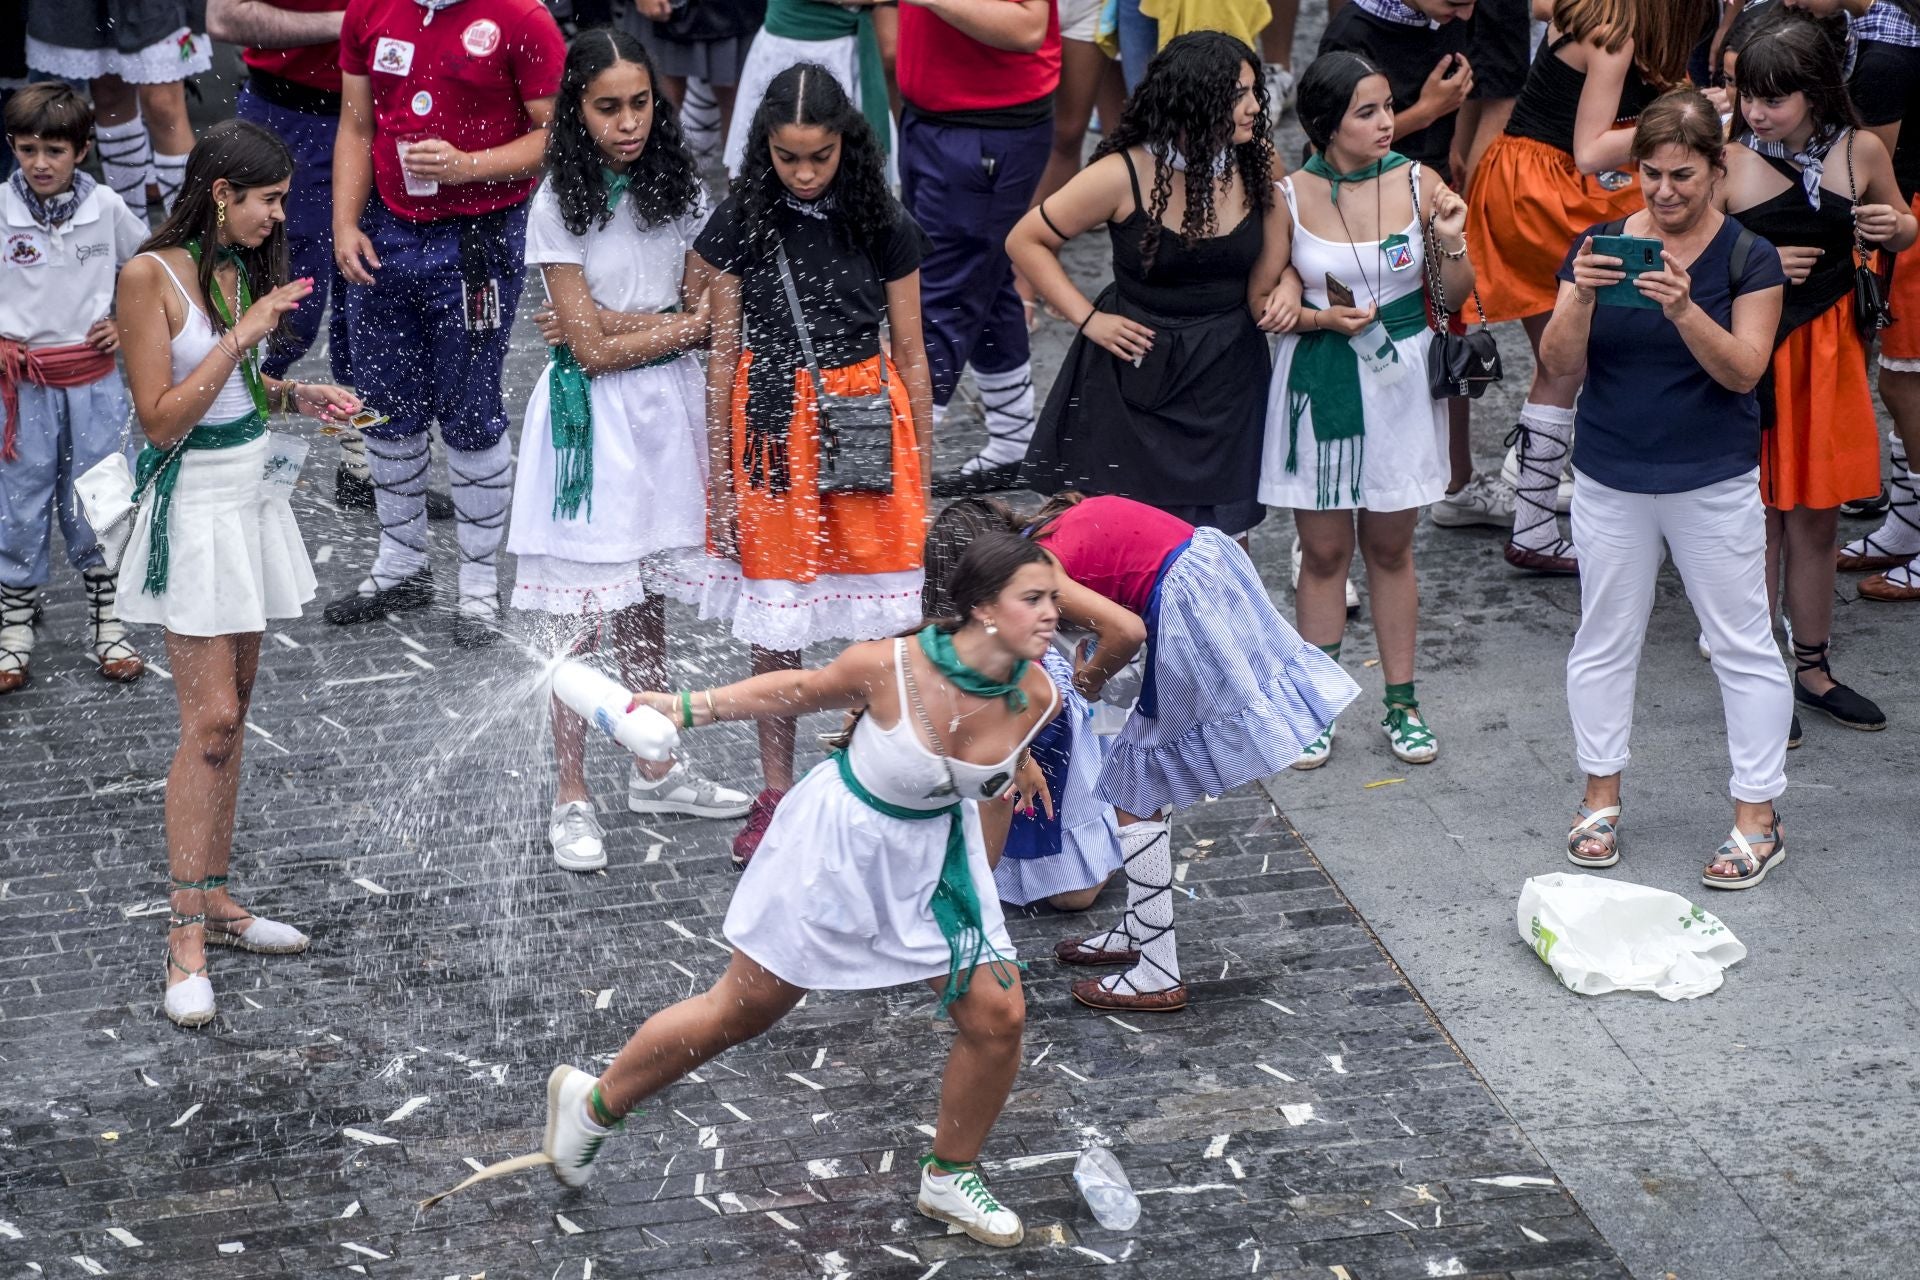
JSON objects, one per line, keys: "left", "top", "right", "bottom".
{"left": 1073, "top": 1146, "right": 1141, "bottom": 1231}
{"left": 547, "top": 659, "right": 678, "bottom": 762}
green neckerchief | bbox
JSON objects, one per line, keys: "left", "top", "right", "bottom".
{"left": 761, "top": 0, "right": 890, "bottom": 158}
{"left": 601, "top": 165, "right": 630, "bottom": 214}
{"left": 832, "top": 750, "right": 1021, "bottom": 1016}
{"left": 1300, "top": 149, "right": 1412, "bottom": 203}
{"left": 133, "top": 413, "right": 267, "bottom": 596}
{"left": 548, "top": 306, "right": 685, "bottom": 522}
{"left": 1282, "top": 290, "right": 1430, "bottom": 508}
{"left": 185, "top": 240, "right": 270, "bottom": 421}
{"left": 918, "top": 624, "right": 1029, "bottom": 713}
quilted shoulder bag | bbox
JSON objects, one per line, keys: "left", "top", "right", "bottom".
{"left": 1411, "top": 172, "right": 1503, "bottom": 400}
{"left": 773, "top": 241, "right": 896, "bottom": 494}
{"left": 1846, "top": 130, "right": 1894, "bottom": 334}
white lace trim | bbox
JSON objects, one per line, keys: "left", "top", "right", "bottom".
{"left": 27, "top": 30, "right": 213, "bottom": 84}
{"left": 1880, "top": 356, "right": 1920, "bottom": 373}
{"left": 648, "top": 552, "right": 923, "bottom": 650}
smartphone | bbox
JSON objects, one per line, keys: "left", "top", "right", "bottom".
{"left": 1590, "top": 234, "right": 1665, "bottom": 310}
{"left": 1324, "top": 273, "right": 1356, "bottom": 310}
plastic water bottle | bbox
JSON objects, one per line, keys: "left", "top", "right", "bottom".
{"left": 547, "top": 659, "right": 678, "bottom": 762}
{"left": 1073, "top": 1146, "right": 1141, "bottom": 1231}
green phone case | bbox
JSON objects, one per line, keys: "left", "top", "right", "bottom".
{"left": 1590, "top": 234, "right": 1665, "bottom": 309}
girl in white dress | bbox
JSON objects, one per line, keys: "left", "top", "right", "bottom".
{"left": 535, "top": 532, "right": 1059, "bottom": 1248}
{"left": 1257, "top": 53, "right": 1476, "bottom": 770}
{"left": 115, "top": 121, "right": 361, "bottom": 1028}
{"left": 511, "top": 30, "right": 751, "bottom": 873}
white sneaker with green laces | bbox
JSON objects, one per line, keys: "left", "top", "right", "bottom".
{"left": 1382, "top": 704, "right": 1439, "bottom": 764}
{"left": 1290, "top": 721, "right": 1336, "bottom": 770}
{"left": 545, "top": 1064, "right": 617, "bottom": 1188}
{"left": 916, "top": 1158, "right": 1024, "bottom": 1247}
{"left": 627, "top": 762, "right": 753, "bottom": 819}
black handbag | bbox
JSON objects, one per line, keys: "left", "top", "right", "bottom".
{"left": 774, "top": 242, "right": 896, "bottom": 494}
{"left": 1411, "top": 174, "right": 1503, "bottom": 400}
{"left": 1845, "top": 131, "right": 1894, "bottom": 334}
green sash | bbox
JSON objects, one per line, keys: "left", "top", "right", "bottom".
{"left": 134, "top": 412, "right": 266, "bottom": 596}
{"left": 762, "top": 0, "right": 891, "bottom": 158}
{"left": 832, "top": 750, "right": 1021, "bottom": 1016}
{"left": 1283, "top": 289, "right": 1430, "bottom": 508}
{"left": 548, "top": 307, "right": 684, "bottom": 522}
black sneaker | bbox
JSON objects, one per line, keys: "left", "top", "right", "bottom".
{"left": 335, "top": 464, "right": 375, "bottom": 510}
{"left": 322, "top": 568, "right": 434, "bottom": 625}
{"left": 1840, "top": 486, "right": 1891, "bottom": 520}
{"left": 427, "top": 489, "right": 456, "bottom": 521}
{"left": 932, "top": 460, "right": 1024, "bottom": 499}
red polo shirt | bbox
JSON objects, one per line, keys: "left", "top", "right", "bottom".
{"left": 242, "top": 0, "right": 348, "bottom": 94}
{"left": 339, "top": 0, "right": 564, "bottom": 220}
{"left": 897, "top": 0, "right": 1060, "bottom": 117}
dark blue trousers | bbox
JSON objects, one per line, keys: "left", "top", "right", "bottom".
{"left": 343, "top": 197, "right": 528, "bottom": 451}
{"left": 898, "top": 113, "right": 1052, "bottom": 403}
{"left": 237, "top": 86, "right": 351, "bottom": 382}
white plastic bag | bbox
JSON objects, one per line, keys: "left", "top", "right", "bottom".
{"left": 1516, "top": 873, "right": 1746, "bottom": 1001}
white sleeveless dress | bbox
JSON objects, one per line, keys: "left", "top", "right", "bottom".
{"left": 118, "top": 253, "right": 315, "bottom": 636}
{"left": 724, "top": 638, "right": 1057, "bottom": 990}
{"left": 1258, "top": 167, "right": 1451, "bottom": 513}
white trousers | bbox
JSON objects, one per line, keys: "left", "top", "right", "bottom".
{"left": 1566, "top": 469, "right": 1791, "bottom": 803}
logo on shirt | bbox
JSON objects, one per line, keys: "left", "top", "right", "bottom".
{"left": 1381, "top": 233, "right": 1414, "bottom": 272}
{"left": 411, "top": 90, "right": 433, "bottom": 116}
{"left": 5, "top": 232, "right": 45, "bottom": 267}
{"left": 461, "top": 19, "right": 501, "bottom": 56}
{"left": 373, "top": 36, "right": 415, "bottom": 75}
{"left": 75, "top": 242, "right": 112, "bottom": 262}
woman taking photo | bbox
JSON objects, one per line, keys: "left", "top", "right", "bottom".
{"left": 538, "top": 532, "right": 1057, "bottom": 1247}
{"left": 1257, "top": 52, "right": 1476, "bottom": 768}
{"left": 1720, "top": 9, "right": 1915, "bottom": 736}
{"left": 663, "top": 63, "right": 934, "bottom": 868}
{"left": 1540, "top": 90, "right": 1794, "bottom": 890}
{"left": 1466, "top": 0, "right": 1720, "bottom": 573}
{"left": 115, "top": 120, "right": 361, "bottom": 1026}
{"left": 509, "top": 29, "right": 753, "bottom": 874}
{"left": 1011, "top": 31, "right": 1281, "bottom": 538}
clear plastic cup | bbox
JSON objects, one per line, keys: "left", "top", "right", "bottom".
{"left": 397, "top": 134, "right": 439, "bottom": 197}
{"left": 1073, "top": 1146, "right": 1141, "bottom": 1231}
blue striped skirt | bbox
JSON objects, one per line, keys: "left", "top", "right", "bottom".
{"left": 995, "top": 651, "right": 1125, "bottom": 906}
{"left": 1097, "top": 528, "right": 1360, "bottom": 816}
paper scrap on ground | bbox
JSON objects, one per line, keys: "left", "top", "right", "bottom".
{"left": 420, "top": 1151, "right": 555, "bottom": 1210}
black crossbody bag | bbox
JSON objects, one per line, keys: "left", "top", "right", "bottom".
{"left": 773, "top": 242, "right": 896, "bottom": 494}
{"left": 1846, "top": 131, "right": 1894, "bottom": 334}
{"left": 1411, "top": 173, "right": 1502, "bottom": 400}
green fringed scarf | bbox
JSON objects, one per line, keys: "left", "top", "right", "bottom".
{"left": 917, "top": 624, "right": 1029, "bottom": 711}
{"left": 832, "top": 750, "right": 1021, "bottom": 1016}
{"left": 547, "top": 304, "right": 684, "bottom": 523}
{"left": 185, "top": 240, "right": 269, "bottom": 421}
{"left": 134, "top": 413, "right": 266, "bottom": 595}
{"left": 1283, "top": 289, "right": 1429, "bottom": 508}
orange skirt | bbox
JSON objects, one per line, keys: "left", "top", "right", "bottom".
{"left": 1882, "top": 193, "right": 1920, "bottom": 364}
{"left": 1760, "top": 294, "right": 1880, "bottom": 511}
{"left": 1465, "top": 133, "right": 1645, "bottom": 325}
{"left": 725, "top": 350, "right": 926, "bottom": 583}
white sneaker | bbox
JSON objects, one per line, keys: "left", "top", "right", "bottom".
{"left": 1501, "top": 444, "right": 1574, "bottom": 515}
{"left": 1291, "top": 721, "right": 1336, "bottom": 771}
{"left": 627, "top": 762, "right": 753, "bottom": 819}
{"left": 1697, "top": 632, "right": 1712, "bottom": 662}
{"left": 916, "top": 1161, "right": 1024, "bottom": 1247}
{"left": 1262, "top": 62, "right": 1295, "bottom": 120}
{"left": 544, "top": 1064, "right": 615, "bottom": 1189}
{"left": 1290, "top": 536, "right": 1360, "bottom": 611}
{"left": 1430, "top": 472, "right": 1517, "bottom": 528}
{"left": 549, "top": 801, "right": 607, "bottom": 872}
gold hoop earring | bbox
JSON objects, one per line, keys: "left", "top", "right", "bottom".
{"left": 216, "top": 201, "right": 227, "bottom": 228}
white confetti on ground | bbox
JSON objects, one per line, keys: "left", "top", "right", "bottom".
{"left": 1281, "top": 1104, "right": 1317, "bottom": 1126}
{"left": 341, "top": 1128, "right": 398, "bottom": 1146}
{"left": 218, "top": 1242, "right": 245, "bottom": 1255}
{"left": 1204, "top": 1134, "right": 1230, "bottom": 1158}
{"left": 169, "top": 1103, "right": 202, "bottom": 1129}
{"left": 1425, "top": 1259, "right": 1467, "bottom": 1277}
{"left": 1326, "top": 1054, "right": 1347, "bottom": 1074}
{"left": 555, "top": 1213, "right": 583, "bottom": 1235}
{"left": 352, "top": 877, "right": 389, "bottom": 895}
{"left": 1257, "top": 1063, "right": 1297, "bottom": 1083}
{"left": 785, "top": 1072, "right": 824, "bottom": 1091}
{"left": 340, "top": 1201, "right": 362, "bottom": 1219}
{"left": 0, "top": 1220, "right": 22, "bottom": 1240}
{"left": 340, "top": 1242, "right": 389, "bottom": 1260}
{"left": 765, "top": 1211, "right": 799, "bottom": 1230}
{"left": 69, "top": 1257, "right": 107, "bottom": 1276}
{"left": 1071, "top": 1246, "right": 1115, "bottom": 1264}
{"left": 105, "top": 1228, "right": 143, "bottom": 1247}
{"left": 1520, "top": 1225, "right": 1548, "bottom": 1243}
{"left": 1472, "top": 1175, "right": 1556, "bottom": 1189}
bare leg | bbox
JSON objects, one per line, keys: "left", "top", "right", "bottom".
{"left": 1446, "top": 397, "right": 1473, "bottom": 493}
{"left": 162, "top": 631, "right": 251, "bottom": 985}
{"left": 655, "top": 71, "right": 688, "bottom": 108}
{"left": 136, "top": 81, "right": 195, "bottom": 159}
{"left": 595, "top": 951, "right": 805, "bottom": 1119}
{"left": 1047, "top": 880, "right": 1109, "bottom": 911}
{"left": 1572, "top": 771, "right": 1622, "bottom": 861}
{"left": 612, "top": 597, "right": 673, "bottom": 782}
{"left": 1782, "top": 506, "right": 1841, "bottom": 696}
{"left": 714, "top": 82, "right": 740, "bottom": 143}
{"left": 751, "top": 645, "right": 801, "bottom": 791}
{"left": 926, "top": 968, "right": 1025, "bottom": 1165}
{"left": 1883, "top": 369, "right": 1920, "bottom": 461}
{"left": 1356, "top": 508, "right": 1421, "bottom": 688}
{"left": 1293, "top": 509, "right": 1359, "bottom": 651}
{"left": 1260, "top": 0, "right": 1299, "bottom": 67}
{"left": 90, "top": 75, "right": 138, "bottom": 126}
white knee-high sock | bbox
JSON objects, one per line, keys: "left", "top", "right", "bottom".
{"left": 1846, "top": 431, "right": 1920, "bottom": 559}
{"left": 152, "top": 150, "right": 190, "bottom": 213}
{"left": 362, "top": 433, "right": 430, "bottom": 592}
{"left": 680, "top": 77, "right": 722, "bottom": 160}
{"left": 338, "top": 423, "right": 371, "bottom": 481}
{"left": 95, "top": 117, "right": 152, "bottom": 220}
{"left": 449, "top": 437, "right": 512, "bottom": 616}
{"left": 1508, "top": 402, "right": 1575, "bottom": 552}
{"left": 965, "top": 362, "right": 1036, "bottom": 470}
{"left": 1099, "top": 820, "right": 1181, "bottom": 994}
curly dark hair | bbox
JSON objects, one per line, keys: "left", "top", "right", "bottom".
{"left": 545, "top": 26, "right": 700, "bottom": 237}
{"left": 732, "top": 62, "right": 900, "bottom": 258}
{"left": 1094, "top": 31, "right": 1274, "bottom": 271}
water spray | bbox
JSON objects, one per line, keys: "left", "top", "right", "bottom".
{"left": 546, "top": 658, "right": 678, "bottom": 762}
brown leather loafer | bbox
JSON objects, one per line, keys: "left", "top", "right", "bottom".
{"left": 1054, "top": 937, "right": 1140, "bottom": 967}
{"left": 1070, "top": 977, "right": 1189, "bottom": 1012}
{"left": 1860, "top": 572, "right": 1920, "bottom": 602}
{"left": 98, "top": 654, "right": 145, "bottom": 683}
{"left": 1504, "top": 541, "right": 1578, "bottom": 576}
{"left": 0, "top": 666, "right": 25, "bottom": 695}
{"left": 1837, "top": 547, "right": 1915, "bottom": 572}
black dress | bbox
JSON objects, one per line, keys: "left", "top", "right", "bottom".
{"left": 1023, "top": 152, "right": 1269, "bottom": 535}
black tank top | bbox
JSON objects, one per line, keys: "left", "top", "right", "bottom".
{"left": 1506, "top": 34, "right": 1663, "bottom": 153}
{"left": 1106, "top": 151, "right": 1264, "bottom": 317}
{"left": 1732, "top": 149, "right": 1859, "bottom": 339}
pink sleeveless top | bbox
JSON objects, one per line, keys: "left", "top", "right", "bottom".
{"left": 1034, "top": 495, "right": 1193, "bottom": 613}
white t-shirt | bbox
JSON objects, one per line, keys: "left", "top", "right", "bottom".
{"left": 0, "top": 183, "right": 148, "bottom": 348}
{"left": 522, "top": 177, "right": 710, "bottom": 312}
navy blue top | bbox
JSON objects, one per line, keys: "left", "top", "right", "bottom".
{"left": 1558, "top": 216, "right": 1787, "bottom": 495}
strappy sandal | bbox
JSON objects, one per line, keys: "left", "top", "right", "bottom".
{"left": 164, "top": 878, "right": 216, "bottom": 1028}
{"left": 200, "top": 875, "right": 311, "bottom": 955}
{"left": 0, "top": 584, "right": 37, "bottom": 695}
{"left": 1381, "top": 702, "right": 1438, "bottom": 764}
{"left": 1566, "top": 803, "right": 1622, "bottom": 868}
{"left": 1701, "top": 814, "right": 1786, "bottom": 891}
{"left": 83, "top": 568, "right": 144, "bottom": 683}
